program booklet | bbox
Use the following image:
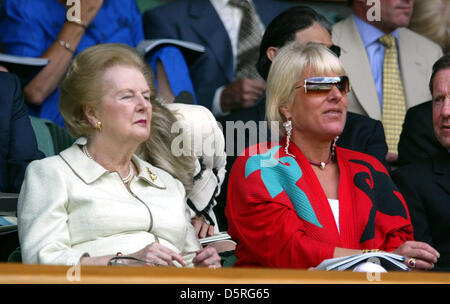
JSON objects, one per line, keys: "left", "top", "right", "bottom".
{"left": 0, "top": 53, "right": 49, "bottom": 85}
{"left": 314, "top": 251, "right": 409, "bottom": 271}
{"left": 0, "top": 216, "right": 17, "bottom": 234}
{"left": 199, "top": 232, "right": 233, "bottom": 246}
{"left": 137, "top": 39, "right": 205, "bottom": 65}
{"left": 0, "top": 192, "right": 19, "bottom": 234}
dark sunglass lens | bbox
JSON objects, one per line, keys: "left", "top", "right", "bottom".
{"left": 337, "top": 77, "right": 349, "bottom": 93}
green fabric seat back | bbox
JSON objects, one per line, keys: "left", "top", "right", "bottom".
{"left": 29, "top": 116, "right": 75, "bottom": 156}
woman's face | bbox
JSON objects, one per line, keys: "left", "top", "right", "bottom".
{"left": 91, "top": 65, "right": 152, "bottom": 146}
{"left": 281, "top": 68, "right": 348, "bottom": 142}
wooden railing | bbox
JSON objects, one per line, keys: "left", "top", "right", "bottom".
{"left": 1, "top": 263, "right": 450, "bottom": 284}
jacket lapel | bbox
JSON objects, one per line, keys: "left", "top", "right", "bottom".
{"left": 188, "top": 0, "right": 234, "bottom": 82}
{"left": 433, "top": 152, "right": 450, "bottom": 196}
{"left": 59, "top": 138, "right": 109, "bottom": 184}
{"left": 333, "top": 16, "right": 381, "bottom": 119}
{"left": 398, "top": 28, "right": 433, "bottom": 108}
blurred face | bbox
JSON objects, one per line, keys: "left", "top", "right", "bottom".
{"left": 93, "top": 65, "right": 152, "bottom": 145}
{"left": 267, "top": 23, "right": 337, "bottom": 63}
{"left": 294, "top": 22, "right": 333, "bottom": 47}
{"left": 432, "top": 68, "right": 450, "bottom": 149}
{"left": 280, "top": 68, "right": 348, "bottom": 142}
{"left": 378, "top": 0, "right": 414, "bottom": 33}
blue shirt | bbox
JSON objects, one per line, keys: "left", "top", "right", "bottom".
{"left": 353, "top": 14, "right": 400, "bottom": 110}
{"left": 148, "top": 46, "right": 197, "bottom": 104}
{"left": 0, "top": 0, "right": 196, "bottom": 127}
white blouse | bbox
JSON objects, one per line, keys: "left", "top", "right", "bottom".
{"left": 328, "top": 198, "right": 340, "bottom": 233}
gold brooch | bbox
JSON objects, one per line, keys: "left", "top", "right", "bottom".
{"left": 147, "top": 168, "right": 157, "bottom": 182}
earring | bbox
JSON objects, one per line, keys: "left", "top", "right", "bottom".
{"left": 95, "top": 121, "right": 102, "bottom": 131}
{"left": 283, "top": 120, "right": 295, "bottom": 158}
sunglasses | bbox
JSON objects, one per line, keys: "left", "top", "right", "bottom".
{"left": 295, "top": 76, "right": 350, "bottom": 95}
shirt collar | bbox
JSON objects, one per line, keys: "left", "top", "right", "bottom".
{"left": 353, "top": 14, "right": 399, "bottom": 47}
{"left": 210, "top": 0, "right": 229, "bottom": 10}
{"left": 59, "top": 137, "right": 166, "bottom": 189}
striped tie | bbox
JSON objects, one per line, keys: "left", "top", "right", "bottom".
{"left": 229, "top": 0, "right": 263, "bottom": 80}
{"left": 379, "top": 34, "right": 406, "bottom": 154}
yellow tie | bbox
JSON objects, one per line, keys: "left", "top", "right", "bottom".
{"left": 379, "top": 34, "right": 406, "bottom": 154}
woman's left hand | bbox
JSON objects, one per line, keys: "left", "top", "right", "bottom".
{"left": 193, "top": 246, "right": 222, "bottom": 269}
{"left": 393, "top": 241, "right": 440, "bottom": 270}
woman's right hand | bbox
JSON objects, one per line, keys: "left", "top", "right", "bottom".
{"left": 128, "top": 243, "right": 187, "bottom": 267}
{"left": 393, "top": 241, "right": 440, "bottom": 270}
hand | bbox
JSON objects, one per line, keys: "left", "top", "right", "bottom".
{"left": 0, "top": 65, "right": 8, "bottom": 73}
{"left": 220, "top": 78, "right": 265, "bottom": 113}
{"left": 193, "top": 246, "right": 222, "bottom": 269}
{"left": 191, "top": 216, "right": 215, "bottom": 239}
{"left": 129, "top": 242, "right": 187, "bottom": 267}
{"left": 385, "top": 152, "right": 398, "bottom": 165}
{"left": 393, "top": 241, "right": 440, "bottom": 270}
{"left": 66, "top": 0, "right": 103, "bottom": 27}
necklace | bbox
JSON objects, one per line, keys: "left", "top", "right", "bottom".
{"left": 307, "top": 136, "right": 339, "bottom": 170}
{"left": 121, "top": 163, "right": 134, "bottom": 184}
{"left": 82, "top": 145, "right": 135, "bottom": 183}
{"left": 308, "top": 152, "right": 333, "bottom": 170}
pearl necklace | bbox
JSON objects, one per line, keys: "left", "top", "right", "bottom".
{"left": 82, "top": 145, "right": 134, "bottom": 184}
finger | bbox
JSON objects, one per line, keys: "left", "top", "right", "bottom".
{"left": 145, "top": 255, "right": 170, "bottom": 267}
{"left": 406, "top": 258, "right": 434, "bottom": 271}
{"left": 147, "top": 243, "right": 186, "bottom": 266}
{"left": 155, "top": 250, "right": 187, "bottom": 267}
{"left": 192, "top": 246, "right": 214, "bottom": 262}
{"left": 409, "top": 248, "right": 439, "bottom": 264}
{"left": 191, "top": 219, "right": 202, "bottom": 235}
{"left": 385, "top": 152, "right": 398, "bottom": 163}
{"left": 405, "top": 241, "right": 440, "bottom": 263}
{"left": 243, "top": 78, "right": 266, "bottom": 90}
{"left": 199, "top": 223, "right": 209, "bottom": 239}
{"left": 242, "top": 82, "right": 265, "bottom": 96}
{"left": 243, "top": 91, "right": 263, "bottom": 102}
{"left": 195, "top": 255, "right": 221, "bottom": 267}
{"left": 193, "top": 247, "right": 220, "bottom": 265}
{"left": 170, "top": 252, "right": 187, "bottom": 267}
{"left": 207, "top": 225, "right": 215, "bottom": 237}
{"left": 411, "top": 241, "right": 440, "bottom": 258}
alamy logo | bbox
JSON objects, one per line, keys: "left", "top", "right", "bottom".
{"left": 66, "top": 259, "right": 81, "bottom": 282}
{"left": 66, "top": 0, "right": 81, "bottom": 23}
{"left": 366, "top": 0, "right": 381, "bottom": 22}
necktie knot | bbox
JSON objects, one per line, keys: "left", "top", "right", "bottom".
{"left": 229, "top": 0, "right": 252, "bottom": 10}
{"left": 379, "top": 34, "right": 396, "bottom": 49}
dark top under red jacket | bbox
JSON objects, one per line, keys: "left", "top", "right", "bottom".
{"left": 225, "top": 139, "right": 414, "bottom": 269}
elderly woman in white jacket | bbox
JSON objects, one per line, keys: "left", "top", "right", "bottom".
{"left": 17, "top": 43, "right": 221, "bottom": 268}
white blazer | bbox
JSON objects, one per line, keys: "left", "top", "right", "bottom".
{"left": 332, "top": 15, "right": 443, "bottom": 120}
{"left": 18, "top": 138, "right": 201, "bottom": 266}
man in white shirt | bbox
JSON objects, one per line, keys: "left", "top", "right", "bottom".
{"left": 143, "top": 0, "right": 293, "bottom": 117}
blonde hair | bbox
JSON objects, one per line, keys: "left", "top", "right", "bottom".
{"left": 265, "top": 42, "right": 346, "bottom": 136}
{"left": 59, "top": 43, "right": 155, "bottom": 138}
{"left": 60, "top": 43, "right": 195, "bottom": 192}
{"left": 409, "top": 0, "right": 450, "bottom": 53}
{"left": 138, "top": 99, "right": 196, "bottom": 194}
